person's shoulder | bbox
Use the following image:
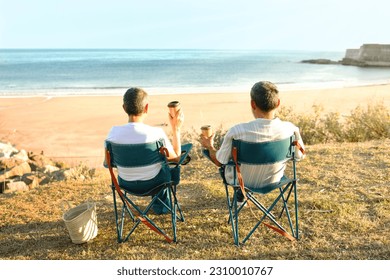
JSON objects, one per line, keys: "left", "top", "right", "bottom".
{"left": 230, "top": 121, "right": 251, "bottom": 130}
{"left": 275, "top": 118, "right": 297, "bottom": 127}
{"left": 107, "top": 125, "right": 120, "bottom": 135}
{"left": 143, "top": 124, "right": 165, "bottom": 134}
{"left": 108, "top": 123, "right": 130, "bottom": 133}
{"left": 140, "top": 125, "right": 167, "bottom": 141}
{"left": 273, "top": 119, "right": 301, "bottom": 137}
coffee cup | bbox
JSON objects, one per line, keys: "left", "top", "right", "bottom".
{"left": 167, "top": 101, "right": 181, "bottom": 118}
{"left": 201, "top": 125, "right": 212, "bottom": 137}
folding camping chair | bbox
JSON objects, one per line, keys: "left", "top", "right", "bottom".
{"left": 220, "top": 135, "right": 304, "bottom": 245}
{"left": 105, "top": 140, "right": 192, "bottom": 243}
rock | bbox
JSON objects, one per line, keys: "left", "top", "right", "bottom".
{"left": 0, "top": 142, "right": 18, "bottom": 158}
{"left": 28, "top": 153, "right": 55, "bottom": 171}
{"left": 340, "top": 58, "right": 368, "bottom": 67}
{"left": 39, "top": 174, "right": 51, "bottom": 185}
{"left": 5, "top": 181, "right": 29, "bottom": 193}
{"left": 50, "top": 170, "right": 66, "bottom": 181}
{"left": 0, "top": 142, "right": 96, "bottom": 194}
{"left": 0, "top": 157, "right": 25, "bottom": 171}
{"left": 21, "top": 174, "right": 40, "bottom": 189}
{"left": 44, "top": 165, "right": 60, "bottom": 174}
{"left": 0, "top": 162, "right": 31, "bottom": 181}
{"left": 301, "top": 59, "right": 339, "bottom": 65}
{"left": 13, "top": 149, "right": 29, "bottom": 161}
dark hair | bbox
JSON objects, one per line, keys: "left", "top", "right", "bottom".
{"left": 250, "top": 81, "right": 279, "bottom": 112}
{"left": 123, "top": 87, "right": 148, "bottom": 115}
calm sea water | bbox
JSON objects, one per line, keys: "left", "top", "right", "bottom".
{"left": 1, "top": 49, "right": 390, "bottom": 96}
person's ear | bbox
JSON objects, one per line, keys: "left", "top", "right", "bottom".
{"left": 122, "top": 104, "right": 127, "bottom": 113}
{"left": 250, "top": 100, "right": 257, "bottom": 110}
{"left": 144, "top": 103, "right": 149, "bottom": 113}
{"left": 276, "top": 98, "right": 281, "bottom": 108}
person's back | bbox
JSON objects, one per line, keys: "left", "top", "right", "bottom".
{"left": 106, "top": 122, "right": 172, "bottom": 181}
{"left": 200, "top": 81, "right": 305, "bottom": 190}
{"left": 218, "top": 117, "right": 301, "bottom": 188}
{"left": 104, "top": 87, "right": 184, "bottom": 214}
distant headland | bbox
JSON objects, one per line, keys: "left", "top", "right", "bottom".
{"left": 302, "top": 44, "right": 390, "bottom": 67}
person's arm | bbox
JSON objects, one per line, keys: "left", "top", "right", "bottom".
{"left": 103, "top": 129, "right": 114, "bottom": 168}
{"left": 200, "top": 134, "right": 222, "bottom": 167}
{"left": 294, "top": 130, "right": 306, "bottom": 160}
{"left": 167, "top": 109, "right": 184, "bottom": 162}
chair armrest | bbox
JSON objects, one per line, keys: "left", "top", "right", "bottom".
{"left": 170, "top": 143, "right": 193, "bottom": 166}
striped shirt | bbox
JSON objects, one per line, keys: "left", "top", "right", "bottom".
{"left": 216, "top": 118, "right": 305, "bottom": 189}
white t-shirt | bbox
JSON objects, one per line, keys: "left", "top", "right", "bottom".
{"left": 216, "top": 118, "right": 305, "bottom": 189}
{"left": 105, "top": 123, "right": 174, "bottom": 181}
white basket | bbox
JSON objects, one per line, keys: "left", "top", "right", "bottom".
{"left": 62, "top": 200, "right": 98, "bottom": 244}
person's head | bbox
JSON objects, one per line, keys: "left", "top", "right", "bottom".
{"left": 122, "top": 87, "right": 149, "bottom": 116}
{"left": 250, "top": 81, "right": 280, "bottom": 115}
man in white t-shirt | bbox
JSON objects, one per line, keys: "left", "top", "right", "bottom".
{"left": 105, "top": 87, "right": 184, "bottom": 214}
{"left": 200, "top": 81, "right": 305, "bottom": 202}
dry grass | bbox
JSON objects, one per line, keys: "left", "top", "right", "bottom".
{"left": 1, "top": 139, "right": 389, "bottom": 260}
{"left": 277, "top": 102, "right": 390, "bottom": 144}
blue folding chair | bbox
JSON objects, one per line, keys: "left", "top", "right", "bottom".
{"left": 105, "top": 139, "right": 192, "bottom": 243}
{"left": 220, "top": 135, "right": 304, "bottom": 245}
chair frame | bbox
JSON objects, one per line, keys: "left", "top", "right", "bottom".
{"left": 221, "top": 135, "right": 301, "bottom": 245}
{"left": 105, "top": 140, "right": 192, "bottom": 243}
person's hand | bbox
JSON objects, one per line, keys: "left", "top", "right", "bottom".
{"left": 200, "top": 133, "right": 215, "bottom": 150}
{"left": 168, "top": 108, "right": 184, "bottom": 131}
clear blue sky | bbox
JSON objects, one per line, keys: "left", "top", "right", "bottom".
{"left": 0, "top": 0, "right": 389, "bottom": 51}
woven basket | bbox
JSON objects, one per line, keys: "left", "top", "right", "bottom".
{"left": 62, "top": 200, "right": 98, "bottom": 244}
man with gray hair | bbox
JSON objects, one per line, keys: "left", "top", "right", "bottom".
{"left": 200, "top": 81, "right": 305, "bottom": 203}
{"left": 105, "top": 87, "right": 184, "bottom": 214}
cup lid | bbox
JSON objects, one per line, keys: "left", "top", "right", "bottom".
{"left": 168, "top": 101, "right": 180, "bottom": 107}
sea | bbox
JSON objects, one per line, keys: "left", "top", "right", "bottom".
{"left": 1, "top": 49, "right": 390, "bottom": 97}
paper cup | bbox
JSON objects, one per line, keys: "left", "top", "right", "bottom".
{"left": 201, "top": 125, "right": 212, "bottom": 137}
{"left": 167, "top": 101, "right": 181, "bottom": 118}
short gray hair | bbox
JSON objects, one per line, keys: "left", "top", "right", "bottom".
{"left": 250, "top": 81, "right": 279, "bottom": 112}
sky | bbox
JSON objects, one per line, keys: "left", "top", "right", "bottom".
{"left": 0, "top": 0, "right": 389, "bottom": 51}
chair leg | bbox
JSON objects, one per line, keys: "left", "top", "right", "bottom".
{"left": 111, "top": 184, "right": 186, "bottom": 243}
{"left": 131, "top": 193, "right": 174, "bottom": 242}
{"left": 112, "top": 186, "right": 123, "bottom": 242}
{"left": 112, "top": 187, "right": 140, "bottom": 243}
{"left": 242, "top": 185, "right": 298, "bottom": 244}
{"left": 279, "top": 186, "right": 295, "bottom": 237}
{"left": 168, "top": 187, "right": 177, "bottom": 242}
{"left": 294, "top": 182, "right": 299, "bottom": 239}
{"left": 171, "top": 184, "right": 185, "bottom": 222}
{"left": 224, "top": 185, "right": 239, "bottom": 245}
{"left": 277, "top": 182, "right": 299, "bottom": 239}
{"left": 242, "top": 193, "right": 278, "bottom": 244}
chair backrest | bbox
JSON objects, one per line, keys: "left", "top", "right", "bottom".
{"left": 105, "top": 139, "right": 167, "bottom": 168}
{"left": 232, "top": 136, "right": 295, "bottom": 165}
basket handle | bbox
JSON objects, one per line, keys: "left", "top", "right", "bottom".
{"left": 60, "top": 200, "right": 74, "bottom": 213}
{"left": 61, "top": 198, "right": 96, "bottom": 213}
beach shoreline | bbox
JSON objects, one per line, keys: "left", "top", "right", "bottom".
{"left": 1, "top": 79, "right": 390, "bottom": 98}
{"left": 1, "top": 84, "right": 389, "bottom": 168}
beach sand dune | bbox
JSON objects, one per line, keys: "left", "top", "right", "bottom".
{"left": 1, "top": 84, "right": 389, "bottom": 167}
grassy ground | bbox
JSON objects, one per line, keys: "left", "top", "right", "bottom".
{"left": 0, "top": 139, "right": 389, "bottom": 260}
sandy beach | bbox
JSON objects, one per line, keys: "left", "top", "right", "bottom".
{"left": 1, "top": 84, "right": 389, "bottom": 167}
